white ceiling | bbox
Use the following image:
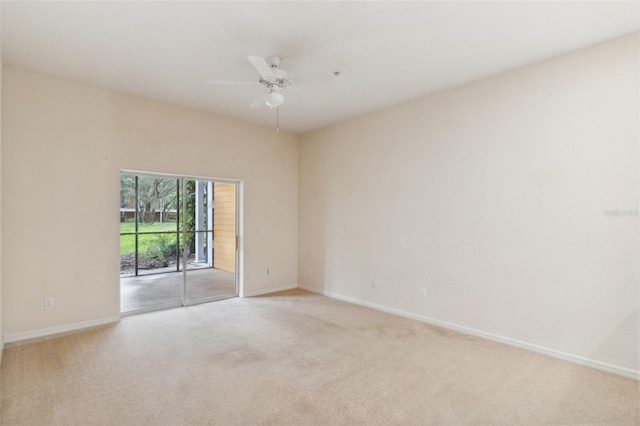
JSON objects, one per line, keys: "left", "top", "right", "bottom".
{"left": 2, "top": 1, "right": 639, "bottom": 133}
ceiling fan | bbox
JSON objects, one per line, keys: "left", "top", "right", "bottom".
{"left": 208, "top": 55, "right": 297, "bottom": 110}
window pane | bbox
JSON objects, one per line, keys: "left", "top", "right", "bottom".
{"left": 119, "top": 234, "right": 135, "bottom": 278}
{"left": 137, "top": 176, "right": 179, "bottom": 232}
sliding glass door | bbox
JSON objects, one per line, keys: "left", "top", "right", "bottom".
{"left": 120, "top": 172, "right": 238, "bottom": 314}
{"left": 185, "top": 180, "right": 237, "bottom": 303}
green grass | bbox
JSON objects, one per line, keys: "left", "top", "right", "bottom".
{"left": 120, "top": 221, "right": 178, "bottom": 234}
{"left": 120, "top": 222, "right": 180, "bottom": 255}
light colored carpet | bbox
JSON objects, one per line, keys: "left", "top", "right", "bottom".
{"left": 1, "top": 289, "right": 638, "bottom": 425}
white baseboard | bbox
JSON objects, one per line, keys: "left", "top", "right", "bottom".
{"left": 241, "top": 283, "right": 298, "bottom": 298}
{"left": 299, "top": 285, "right": 639, "bottom": 381}
{"left": 3, "top": 316, "right": 121, "bottom": 345}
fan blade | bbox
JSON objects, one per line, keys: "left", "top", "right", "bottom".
{"left": 247, "top": 56, "right": 276, "bottom": 81}
{"left": 286, "top": 87, "right": 304, "bottom": 95}
{"left": 292, "top": 72, "right": 336, "bottom": 86}
{"left": 249, "top": 94, "right": 265, "bottom": 109}
{"left": 207, "top": 80, "right": 260, "bottom": 86}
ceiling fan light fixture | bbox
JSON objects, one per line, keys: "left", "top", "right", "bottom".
{"left": 265, "top": 90, "right": 285, "bottom": 108}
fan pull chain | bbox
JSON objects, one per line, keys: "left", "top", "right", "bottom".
{"left": 276, "top": 107, "right": 280, "bottom": 132}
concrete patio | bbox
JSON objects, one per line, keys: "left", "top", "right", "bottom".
{"left": 121, "top": 267, "right": 236, "bottom": 313}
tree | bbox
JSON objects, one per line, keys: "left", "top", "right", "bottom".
{"left": 120, "top": 175, "right": 177, "bottom": 223}
{"left": 120, "top": 175, "right": 135, "bottom": 207}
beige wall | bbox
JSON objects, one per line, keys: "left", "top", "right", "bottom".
{"left": 299, "top": 33, "right": 639, "bottom": 374}
{"left": 1, "top": 67, "right": 298, "bottom": 340}
{"left": 0, "top": 1, "right": 4, "bottom": 359}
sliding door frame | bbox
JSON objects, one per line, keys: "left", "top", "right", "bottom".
{"left": 120, "top": 169, "right": 241, "bottom": 315}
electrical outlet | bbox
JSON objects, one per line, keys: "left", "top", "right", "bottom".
{"left": 370, "top": 281, "right": 376, "bottom": 289}
{"left": 419, "top": 288, "right": 427, "bottom": 298}
{"left": 43, "top": 298, "right": 54, "bottom": 311}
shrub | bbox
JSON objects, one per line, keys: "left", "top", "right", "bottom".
{"left": 144, "top": 234, "right": 179, "bottom": 265}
